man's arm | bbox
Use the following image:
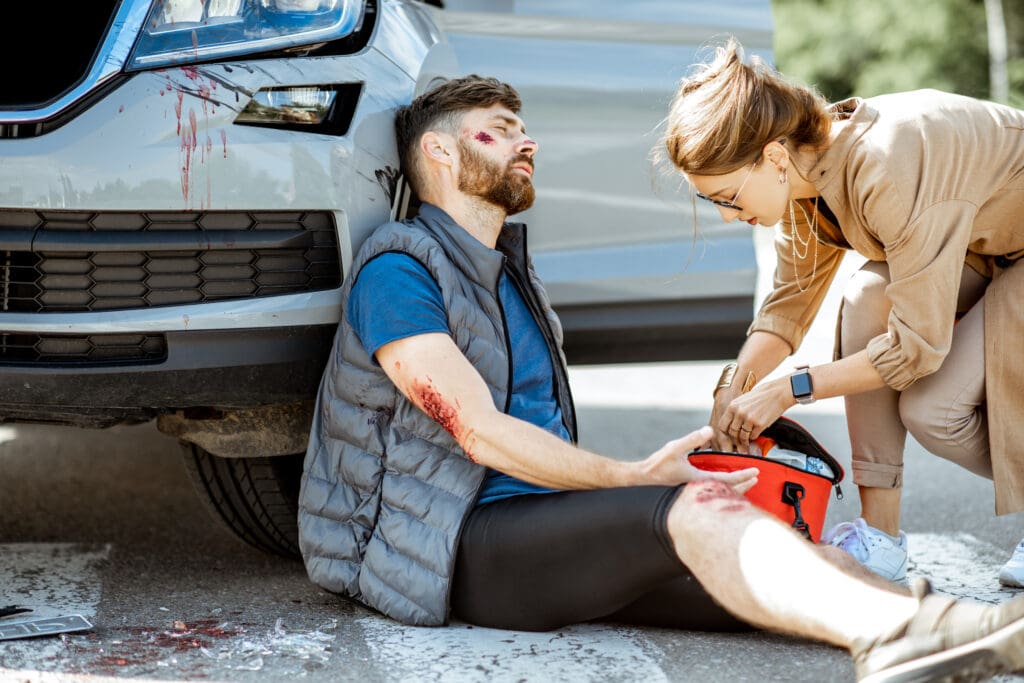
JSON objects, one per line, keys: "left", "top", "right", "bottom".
{"left": 376, "top": 332, "right": 759, "bottom": 492}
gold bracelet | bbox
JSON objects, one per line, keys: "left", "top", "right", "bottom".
{"left": 714, "top": 362, "right": 738, "bottom": 398}
{"left": 740, "top": 369, "right": 758, "bottom": 393}
{"left": 714, "top": 362, "right": 758, "bottom": 397}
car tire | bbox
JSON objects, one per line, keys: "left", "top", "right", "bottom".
{"left": 181, "top": 443, "right": 303, "bottom": 559}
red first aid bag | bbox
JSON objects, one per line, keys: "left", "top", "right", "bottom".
{"left": 688, "top": 416, "right": 844, "bottom": 542}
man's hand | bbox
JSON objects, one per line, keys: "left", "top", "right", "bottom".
{"left": 716, "top": 378, "right": 796, "bottom": 454}
{"left": 639, "top": 426, "right": 759, "bottom": 494}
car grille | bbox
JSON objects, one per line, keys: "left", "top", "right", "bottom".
{"left": 0, "top": 210, "right": 341, "bottom": 312}
{"left": 0, "top": 333, "right": 167, "bottom": 365}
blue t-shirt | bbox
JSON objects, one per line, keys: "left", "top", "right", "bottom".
{"left": 348, "top": 252, "right": 569, "bottom": 505}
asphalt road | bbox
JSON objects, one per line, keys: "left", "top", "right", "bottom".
{"left": 1, "top": 385, "right": 1022, "bottom": 682}
{"left": 1, "top": 236, "right": 1022, "bottom": 682}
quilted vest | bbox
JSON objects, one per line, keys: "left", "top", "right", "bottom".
{"left": 298, "top": 203, "right": 577, "bottom": 625}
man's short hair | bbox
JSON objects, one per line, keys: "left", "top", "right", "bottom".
{"left": 395, "top": 75, "right": 522, "bottom": 193}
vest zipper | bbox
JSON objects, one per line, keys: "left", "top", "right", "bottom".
{"left": 504, "top": 260, "right": 578, "bottom": 443}
{"left": 496, "top": 255, "right": 514, "bottom": 414}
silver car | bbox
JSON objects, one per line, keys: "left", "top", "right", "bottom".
{"left": 0, "top": 0, "right": 770, "bottom": 555}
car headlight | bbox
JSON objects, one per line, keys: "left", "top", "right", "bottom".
{"left": 127, "top": 0, "right": 365, "bottom": 71}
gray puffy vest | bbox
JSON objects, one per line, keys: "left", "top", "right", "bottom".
{"left": 298, "top": 203, "right": 577, "bottom": 625}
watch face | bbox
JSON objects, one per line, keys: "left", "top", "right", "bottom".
{"left": 791, "top": 371, "right": 813, "bottom": 397}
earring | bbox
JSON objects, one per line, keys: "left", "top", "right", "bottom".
{"left": 778, "top": 168, "right": 788, "bottom": 185}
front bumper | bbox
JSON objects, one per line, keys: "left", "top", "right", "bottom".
{"left": 0, "top": 324, "right": 336, "bottom": 427}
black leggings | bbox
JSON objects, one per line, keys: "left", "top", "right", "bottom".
{"left": 450, "top": 485, "right": 753, "bottom": 633}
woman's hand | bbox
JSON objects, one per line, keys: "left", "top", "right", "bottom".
{"left": 710, "top": 384, "right": 742, "bottom": 452}
{"left": 717, "top": 377, "right": 796, "bottom": 453}
{"left": 638, "top": 426, "right": 759, "bottom": 494}
{"left": 706, "top": 335, "right": 792, "bottom": 451}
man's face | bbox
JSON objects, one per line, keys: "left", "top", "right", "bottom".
{"left": 455, "top": 104, "right": 538, "bottom": 215}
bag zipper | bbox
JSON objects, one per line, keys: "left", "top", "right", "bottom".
{"left": 690, "top": 450, "right": 844, "bottom": 500}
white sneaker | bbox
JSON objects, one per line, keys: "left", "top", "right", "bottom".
{"left": 999, "top": 539, "right": 1024, "bottom": 588}
{"left": 821, "top": 517, "right": 908, "bottom": 582}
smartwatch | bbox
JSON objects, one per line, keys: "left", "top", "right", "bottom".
{"left": 790, "top": 365, "right": 815, "bottom": 405}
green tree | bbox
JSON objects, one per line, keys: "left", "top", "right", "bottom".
{"left": 1004, "top": 0, "right": 1024, "bottom": 107}
{"left": 773, "top": 0, "right": 991, "bottom": 102}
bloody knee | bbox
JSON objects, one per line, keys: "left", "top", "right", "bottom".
{"left": 678, "top": 479, "right": 751, "bottom": 513}
{"left": 666, "top": 480, "right": 758, "bottom": 558}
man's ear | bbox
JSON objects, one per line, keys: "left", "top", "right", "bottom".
{"left": 420, "top": 131, "right": 453, "bottom": 167}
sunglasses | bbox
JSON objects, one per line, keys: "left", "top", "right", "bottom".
{"left": 694, "top": 163, "right": 756, "bottom": 212}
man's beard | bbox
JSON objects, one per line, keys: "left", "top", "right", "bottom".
{"left": 457, "top": 140, "right": 535, "bottom": 215}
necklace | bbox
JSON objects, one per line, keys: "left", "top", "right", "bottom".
{"left": 788, "top": 197, "right": 820, "bottom": 293}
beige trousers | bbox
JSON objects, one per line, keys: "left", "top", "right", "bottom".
{"left": 838, "top": 261, "right": 992, "bottom": 489}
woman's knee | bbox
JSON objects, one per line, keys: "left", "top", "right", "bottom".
{"left": 898, "top": 386, "right": 991, "bottom": 477}
{"left": 840, "top": 262, "right": 891, "bottom": 356}
{"left": 843, "top": 262, "right": 890, "bottom": 322}
{"left": 898, "top": 387, "right": 943, "bottom": 446}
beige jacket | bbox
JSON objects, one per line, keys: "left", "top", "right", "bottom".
{"left": 751, "top": 89, "right": 1024, "bottom": 514}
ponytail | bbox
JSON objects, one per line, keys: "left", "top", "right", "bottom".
{"left": 662, "top": 37, "right": 833, "bottom": 176}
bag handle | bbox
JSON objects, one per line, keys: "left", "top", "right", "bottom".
{"left": 782, "top": 482, "right": 812, "bottom": 541}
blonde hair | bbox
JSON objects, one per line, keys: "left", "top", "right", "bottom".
{"left": 663, "top": 37, "right": 833, "bottom": 176}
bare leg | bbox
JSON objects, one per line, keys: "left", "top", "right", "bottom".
{"left": 816, "top": 544, "right": 911, "bottom": 596}
{"left": 859, "top": 487, "right": 903, "bottom": 537}
{"left": 666, "top": 480, "right": 917, "bottom": 649}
